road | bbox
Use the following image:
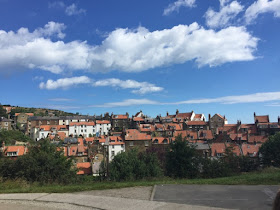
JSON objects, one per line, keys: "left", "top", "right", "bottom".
{"left": 153, "top": 184, "right": 279, "bottom": 210}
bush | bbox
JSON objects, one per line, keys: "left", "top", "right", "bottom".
{"left": 201, "top": 158, "right": 230, "bottom": 178}
{"left": 109, "top": 149, "right": 162, "bottom": 181}
{"left": 259, "top": 133, "right": 280, "bottom": 167}
{"left": 0, "top": 139, "right": 77, "bottom": 184}
{"left": 166, "top": 134, "right": 200, "bottom": 178}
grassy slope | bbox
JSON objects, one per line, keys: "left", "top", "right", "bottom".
{"left": 1, "top": 169, "right": 280, "bottom": 194}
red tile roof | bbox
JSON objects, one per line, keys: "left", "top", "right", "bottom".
{"left": 255, "top": 115, "right": 269, "bottom": 123}
{"left": 152, "top": 137, "right": 169, "bottom": 144}
{"left": 77, "top": 162, "right": 92, "bottom": 175}
{"left": 241, "top": 144, "right": 260, "bottom": 157}
{"left": 40, "top": 125, "right": 67, "bottom": 131}
{"left": 125, "top": 129, "right": 151, "bottom": 141}
{"left": 69, "top": 122, "right": 95, "bottom": 126}
{"left": 194, "top": 114, "right": 202, "bottom": 118}
{"left": 4, "top": 146, "right": 26, "bottom": 156}
{"left": 139, "top": 124, "right": 155, "bottom": 132}
{"left": 211, "top": 143, "right": 226, "bottom": 156}
{"left": 96, "top": 120, "right": 110, "bottom": 124}
{"left": 176, "top": 112, "right": 192, "bottom": 119}
{"left": 133, "top": 117, "right": 145, "bottom": 122}
{"left": 112, "top": 115, "right": 128, "bottom": 120}
{"left": 186, "top": 121, "right": 206, "bottom": 125}
{"left": 248, "top": 135, "right": 268, "bottom": 143}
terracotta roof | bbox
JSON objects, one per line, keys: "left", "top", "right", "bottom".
{"left": 5, "top": 146, "right": 26, "bottom": 156}
{"left": 40, "top": 125, "right": 67, "bottom": 131}
{"left": 77, "top": 162, "right": 92, "bottom": 175}
{"left": 241, "top": 144, "right": 260, "bottom": 157}
{"left": 57, "top": 132, "right": 66, "bottom": 140}
{"left": 69, "top": 122, "right": 95, "bottom": 126}
{"left": 198, "top": 130, "right": 213, "bottom": 140}
{"left": 96, "top": 120, "right": 110, "bottom": 124}
{"left": 229, "top": 133, "right": 248, "bottom": 141}
{"left": 225, "top": 143, "right": 241, "bottom": 156}
{"left": 216, "top": 114, "right": 225, "bottom": 119}
{"left": 174, "top": 130, "right": 198, "bottom": 140}
{"left": 248, "top": 135, "right": 268, "bottom": 143}
{"left": 125, "top": 129, "right": 151, "bottom": 141}
{"left": 211, "top": 143, "right": 226, "bottom": 156}
{"left": 152, "top": 137, "right": 169, "bottom": 144}
{"left": 133, "top": 117, "right": 145, "bottom": 122}
{"left": 255, "top": 115, "right": 269, "bottom": 123}
{"left": 194, "top": 114, "right": 202, "bottom": 118}
{"left": 176, "top": 112, "right": 192, "bottom": 119}
{"left": 165, "top": 123, "right": 182, "bottom": 131}
{"left": 112, "top": 115, "right": 128, "bottom": 120}
{"left": 15, "top": 113, "right": 34, "bottom": 117}
{"left": 186, "top": 121, "right": 206, "bottom": 125}
{"left": 139, "top": 124, "right": 155, "bottom": 132}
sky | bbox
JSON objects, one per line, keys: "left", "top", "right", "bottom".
{"left": 0, "top": 0, "right": 280, "bottom": 123}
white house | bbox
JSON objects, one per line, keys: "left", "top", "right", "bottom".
{"left": 69, "top": 122, "right": 96, "bottom": 138}
{"left": 95, "top": 120, "right": 111, "bottom": 136}
{"left": 107, "top": 136, "right": 125, "bottom": 161}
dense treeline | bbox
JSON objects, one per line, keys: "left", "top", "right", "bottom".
{"left": 0, "top": 140, "right": 77, "bottom": 184}
{"left": 109, "top": 134, "right": 280, "bottom": 181}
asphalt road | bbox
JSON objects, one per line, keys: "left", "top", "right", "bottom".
{"left": 153, "top": 184, "right": 280, "bottom": 210}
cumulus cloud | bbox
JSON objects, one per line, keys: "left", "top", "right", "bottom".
{"left": 245, "top": 0, "right": 280, "bottom": 24}
{"left": 163, "top": 0, "right": 196, "bottom": 15}
{"left": 93, "top": 78, "right": 163, "bottom": 94}
{"left": 170, "top": 91, "right": 280, "bottom": 105}
{"left": 0, "top": 22, "right": 258, "bottom": 74}
{"left": 205, "top": 0, "right": 244, "bottom": 28}
{"left": 65, "top": 3, "right": 86, "bottom": 16}
{"left": 39, "top": 76, "right": 91, "bottom": 90}
{"left": 91, "top": 99, "right": 159, "bottom": 108}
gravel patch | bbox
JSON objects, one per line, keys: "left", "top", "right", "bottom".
{"left": 74, "top": 186, "right": 153, "bottom": 200}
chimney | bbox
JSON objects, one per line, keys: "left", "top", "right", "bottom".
{"left": 254, "top": 112, "right": 256, "bottom": 117}
{"left": 208, "top": 114, "right": 211, "bottom": 121}
{"left": 278, "top": 116, "right": 280, "bottom": 125}
{"left": 176, "top": 109, "right": 179, "bottom": 115}
{"left": 166, "top": 111, "right": 169, "bottom": 116}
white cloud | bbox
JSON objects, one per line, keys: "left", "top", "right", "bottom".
{"left": 91, "top": 99, "right": 159, "bottom": 108}
{"left": 171, "top": 91, "right": 280, "bottom": 105}
{"left": 245, "top": 0, "right": 280, "bottom": 24}
{"left": 0, "top": 22, "right": 258, "bottom": 74}
{"left": 39, "top": 76, "right": 91, "bottom": 90}
{"left": 87, "top": 91, "right": 280, "bottom": 108}
{"left": 48, "top": 1, "right": 65, "bottom": 9}
{"left": 163, "top": 0, "right": 196, "bottom": 16}
{"left": 205, "top": 0, "right": 244, "bottom": 28}
{"left": 93, "top": 78, "right": 163, "bottom": 94}
{"left": 65, "top": 3, "right": 86, "bottom": 16}
{"left": 32, "top": 76, "right": 44, "bottom": 81}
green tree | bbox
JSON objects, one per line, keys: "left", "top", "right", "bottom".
{"left": 0, "top": 130, "right": 32, "bottom": 145}
{"left": 166, "top": 134, "right": 200, "bottom": 178}
{"left": 0, "top": 139, "right": 77, "bottom": 183}
{"left": 0, "top": 105, "right": 7, "bottom": 118}
{"left": 259, "top": 133, "right": 280, "bottom": 167}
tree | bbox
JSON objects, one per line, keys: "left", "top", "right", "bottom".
{"left": 0, "top": 139, "right": 77, "bottom": 183}
{"left": 0, "top": 105, "right": 7, "bottom": 118}
{"left": 259, "top": 133, "right": 280, "bottom": 167}
{"left": 166, "top": 134, "right": 200, "bottom": 178}
{"left": 0, "top": 130, "right": 32, "bottom": 146}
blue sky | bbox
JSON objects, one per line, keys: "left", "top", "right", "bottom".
{"left": 0, "top": 0, "right": 280, "bottom": 123}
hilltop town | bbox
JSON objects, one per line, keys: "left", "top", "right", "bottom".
{"left": 0, "top": 104, "right": 278, "bottom": 175}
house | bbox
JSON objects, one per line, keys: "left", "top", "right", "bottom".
{"left": 241, "top": 144, "right": 260, "bottom": 157}
{"left": 69, "top": 122, "right": 96, "bottom": 138}
{"left": 111, "top": 113, "right": 130, "bottom": 131}
{"left": 2, "top": 145, "right": 27, "bottom": 159}
{"left": 0, "top": 117, "right": 12, "bottom": 130}
{"left": 107, "top": 136, "right": 125, "bottom": 161}
{"left": 95, "top": 120, "right": 111, "bottom": 136}
{"left": 209, "top": 114, "right": 228, "bottom": 134}
{"left": 32, "top": 125, "right": 68, "bottom": 141}
{"left": 184, "top": 121, "right": 208, "bottom": 131}
{"left": 125, "top": 129, "right": 152, "bottom": 152}
{"left": 15, "top": 113, "right": 34, "bottom": 131}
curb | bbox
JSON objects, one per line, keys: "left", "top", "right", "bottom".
{"left": 150, "top": 185, "right": 156, "bottom": 201}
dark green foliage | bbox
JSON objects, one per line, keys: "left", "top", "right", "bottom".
{"left": 166, "top": 134, "right": 200, "bottom": 178}
{"left": 0, "top": 105, "right": 7, "bottom": 118}
{"left": 0, "top": 129, "right": 32, "bottom": 145}
{"left": 259, "top": 133, "right": 280, "bottom": 167}
{"left": 109, "top": 149, "right": 162, "bottom": 181}
{"left": 201, "top": 158, "right": 230, "bottom": 178}
{"left": 0, "top": 140, "right": 77, "bottom": 184}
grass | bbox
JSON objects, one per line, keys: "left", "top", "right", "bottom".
{"left": 0, "top": 168, "right": 280, "bottom": 194}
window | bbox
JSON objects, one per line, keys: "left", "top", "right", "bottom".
{"left": 7, "top": 152, "right": 17, "bottom": 156}
{"left": 121, "top": 144, "right": 124, "bottom": 148}
{"left": 129, "top": 141, "right": 134, "bottom": 146}
{"left": 145, "top": 141, "right": 149, "bottom": 147}
{"left": 111, "top": 151, "right": 115, "bottom": 156}
{"left": 75, "top": 130, "right": 77, "bottom": 133}
{"left": 112, "top": 145, "right": 114, "bottom": 149}
{"left": 81, "top": 125, "right": 83, "bottom": 128}
{"left": 85, "top": 129, "right": 87, "bottom": 132}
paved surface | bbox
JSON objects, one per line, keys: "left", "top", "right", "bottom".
{"left": 153, "top": 184, "right": 280, "bottom": 210}
{"left": 74, "top": 186, "right": 153, "bottom": 200}
{"left": 0, "top": 192, "right": 227, "bottom": 210}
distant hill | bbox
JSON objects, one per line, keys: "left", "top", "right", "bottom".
{"left": 2, "top": 104, "right": 78, "bottom": 117}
